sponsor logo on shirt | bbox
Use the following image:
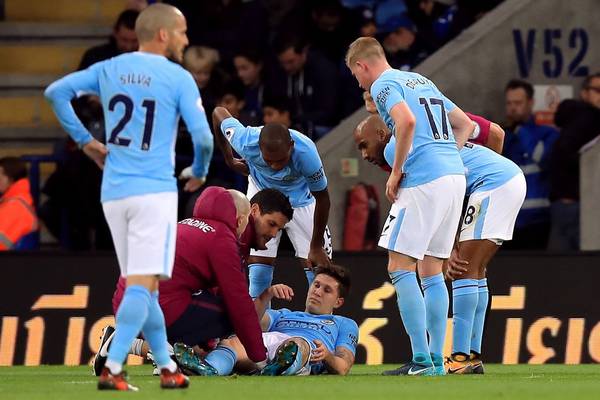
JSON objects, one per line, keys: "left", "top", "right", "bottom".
{"left": 274, "top": 319, "right": 333, "bottom": 335}
{"left": 376, "top": 86, "right": 391, "bottom": 108}
{"left": 348, "top": 333, "right": 358, "bottom": 347}
{"left": 179, "top": 218, "right": 216, "bottom": 233}
{"left": 307, "top": 167, "right": 324, "bottom": 183}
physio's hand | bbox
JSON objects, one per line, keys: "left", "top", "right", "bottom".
{"left": 82, "top": 139, "right": 107, "bottom": 169}
{"left": 184, "top": 176, "right": 206, "bottom": 192}
{"left": 179, "top": 166, "right": 206, "bottom": 192}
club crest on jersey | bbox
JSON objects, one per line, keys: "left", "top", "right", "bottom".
{"left": 225, "top": 128, "right": 235, "bottom": 140}
{"left": 322, "top": 319, "right": 335, "bottom": 325}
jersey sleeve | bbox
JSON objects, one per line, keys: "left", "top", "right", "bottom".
{"left": 465, "top": 112, "right": 491, "bottom": 145}
{"left": 371, "top": 77, "right": 405, "bottom": 115}
{"left": 178, "top": 71, "right": 213, "bottom": 178}
{"left": 43, "top": 63, "right": 102, "bottom": 147}
{"left": 298, "top": 139, "right": 328, "bottom": 192}
{"left": 335, "top": 317, "right": 359, "bottom": 355}
{"left": 220, "top": 117, "right": 256, "bottom": 158}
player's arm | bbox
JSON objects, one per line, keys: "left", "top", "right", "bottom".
{"left": 212, "top": 107, "right": 249, "bottom": 176}
{"left": 486, "top": 122, "right": 505, "bottom": 154}
{"left": 387, "top": 102, "right": 415, "bottom": 201}
{"left": 178, "top": 73, "right": 214, "bottom": 185}
{"left": 301, "top": 142, "right": 331, "bottom": 267}
{"left": 210, "top": 237, "right": 266, "bottom": 363}
{"left": 313, "top": 318, "right": 358, "bottom": 375}
{"left": 448, "top": 106, "right": 472, "bottom": 149}
{"left": 254, "top": 284, "right": 294, "bottom": 331}
{"left": 322, "top": 346, "right": 355, "bottom": 375}
{"left": 44, "top": 66, "right": 107, "bottom": 168}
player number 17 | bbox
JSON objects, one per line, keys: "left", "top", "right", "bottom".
{"left": 419, "top": 97, "right": 449, "bottom": 140}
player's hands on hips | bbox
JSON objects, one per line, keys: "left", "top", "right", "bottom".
{"left": 179, "top": 166, "right": 207, "bottom": 192}
{"left": 307, "top": 246, "right": 332, "bottom": 269}
{"left": 82, "top": 139, "right": 107, "bottom": 170}
{"left": 311, "top": 340, "right": 331, "bottom": 362}
{"left": 229, "top": 158, "right": 249, "bottom": 176}
{"left": 445, "top": 248, "right": 469, "bottom": 280}
{"left": 184, "top": 176, "right": 206, "bottom": 192}
{"left": 385, "top": 170, "right": 403, "bottom": 202}
{"left": 268, "top": 284, "right": 294, "bottom": 301}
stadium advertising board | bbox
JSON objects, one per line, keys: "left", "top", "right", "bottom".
{"left": 1, "top": 252, "right": 599, "bottom": 366}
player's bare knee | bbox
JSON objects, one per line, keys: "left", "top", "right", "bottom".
{"left": 387, "top": 252, "right": 416, "bottom": 273}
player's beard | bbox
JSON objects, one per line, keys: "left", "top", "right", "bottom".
{"left": 166, "top": 43, "right": 184, "bottom": 64}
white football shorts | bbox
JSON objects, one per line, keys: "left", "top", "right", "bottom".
{"left": 247, "top": 177, "right": 332, "bottom": 259}
{"left": 103, "top": 191, "right": 177, "bottom": 279}
{"left": 459, "top": 173, "right": 526, "bottom": 244}
{"left": 378, "top": 174, "right": 466, "bottom": 259}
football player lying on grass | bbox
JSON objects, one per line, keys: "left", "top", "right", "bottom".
{"left": 174, "top": 265, "right": 359, "bottom": 376}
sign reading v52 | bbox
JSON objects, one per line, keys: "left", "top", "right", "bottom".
{"left": 513, "top": 29, "right": 589, "bottom": 78}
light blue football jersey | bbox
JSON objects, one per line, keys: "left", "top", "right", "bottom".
{"left": 266, "top": 308, "right": 358, "bottom": 356}
{"left": 384, "top": 139, "right": 523, "bottom": 196}
{"left": 460, "top": 142, "right": 523, "bottom": 195}
{"left": 220, "top": 117, "right": 327, "bottom": 208}
{"left": 45, "top": 52, "right": 213, "bottom": 202}
{"left": 371, "top": 69, "right": 464, "bottom": 187}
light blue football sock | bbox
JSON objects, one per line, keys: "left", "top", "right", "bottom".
{"left": 205, "top": 346, "right": 237, "bottom": 376}
{"left": 452, "top": 279, "right": 479, "bottom": 355}
{"left": 304, "top": 267, "right": 315, "bottom": 287}
{"left": 142, "top": 291, "right": 176, "bottom": 372}
{"left": 471, "top": 278, "right": 489, "bottom": 354}
{"left": 248, "top": 263, "right": 274, "bottom": 299}
{"left": 106, "top": 285, "right": 150, "bottom": 373}
{"left": 389, "top": 270, "right": 431, "bottom": 365}
{"left": 421, "top": 273, "right": 449, "bottom": 364}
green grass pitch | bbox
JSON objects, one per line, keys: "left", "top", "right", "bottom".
{"left": 1, "top": 365, "right": 599, "bottom": 400}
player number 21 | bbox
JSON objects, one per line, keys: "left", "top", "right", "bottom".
{"left": 108, "top": 94, "right": 156, "bottom": 151}
{"left": 419, "top": 97, "right": 449, "bottom": 140}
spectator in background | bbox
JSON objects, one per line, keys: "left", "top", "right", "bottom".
{"left": 233, "top": 49, "right": 266, "bottom": 125}
{"left": 165, "top": 0, "right": 268, "bottom": 67}
{"left": 377, "top": 13, "right": 431, "bottom": 71}
{"left": 306, "top": 0, "right": 355, "bottom": 64}
{"left": 405, "top": 0, "right": 450, "bottom": 50}
{"left": 216, "top": 81, "right": 255, "bottom": 126}
{"left": 0, "top": 157, "right": 38, "bottom": 251}
{"left": 336, "top": 7, "right": 377, "bottom": 119}
{"left": 79, "top": 9, "right": 139, "bottom": 69}
{"left": 502, "top": 79, "right": 559, "bottom": 250}
{"left": 183, "top": 46, "right": 230, "bottom": 119}
{"left": 273, "top": 33, "right": 339, "bottom": 140}
{"left": 548, "top": 72, "right": 600, "bottom": 251}
{"left": 262, "top": 95, "right": 294, "bottom": 128}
